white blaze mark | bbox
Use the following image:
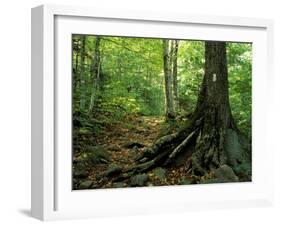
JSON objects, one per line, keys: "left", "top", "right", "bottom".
{"left": 212, "top": 73, "right": 217, "bottom": 82}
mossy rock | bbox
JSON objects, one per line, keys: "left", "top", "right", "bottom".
{"left": 84, "top": 145, "right": 110, "bottom": 164}
{"left": 105, "top": 164, "right": 122, "bottom": 177}
{"left": 214, "top": 165, "right": 239, "bottom": 183}
{"left": 179, "top": 178, "right": 193, "bottom": 185}
{"left": 130, "top": 174, "right": 148, "bottom": 187}
{"left": 79, "top": 180, "right": 93, "bottom": 189}
{"left": 73, "top": 168, "right": 88, "bottom": 178}
{"left": 152, "top": 167, "right": 166, "bottom": 180}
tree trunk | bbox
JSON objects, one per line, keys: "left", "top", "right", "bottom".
{"left": 163, "top": 40, "right": 175, "bottom": 119}
{"left": 89, "top": 36, "right": 101, "bottom": 112}
{"left": 113, "top": 41, "right": 249, "bottom": 181}
{"left": 188, "top": 41, "right": 237, "bottom": 174}
{"left": 172, "top": 40, "right": 179, "bottom": 111}
{"left": 79, "top": 35, "right": 86, "bottom": 111}
{"left": 72, "top": 36, "right": 80, "bottom": 89}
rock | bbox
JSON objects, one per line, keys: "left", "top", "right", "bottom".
{"left": 179, "top": 178, "right": 193, "bottom": 185}
{"left": 79, "top": 180, "right": 93, "bottom": 189}
{"left": 224, "top": 129, "right": 244, "bottom": 167}
{"left": 130, "top": 174, "right": 148, "bottom": 186}
{"left": 112, "top": 182, "right": 127, "bottom": 188}
{"left": 74, "top": 160, "right": 87, "bottom": 168}
{"left": 224, "top": 129, "right": 252, "bottom": 180}
{"left": 132, "top": 146, "right": 139, "bottom": 152}
{"left": 95, "top": 172, "right": 103, "bottom": 180}
{"left": 85, "top": 145, "right": 110, "bottom": 164}
{"left": 73, "top": 169, "right": 88, "bottom": 178}
{"left": 123, "top": 141, "right": 145, "bottom": 149}
{"left": 233, "top": 162, "right": 252, "bottom": 181}
{"left": 152, "top": 167, "right": 166, "bottom": 180}
{"left": 73, "top": 178, "right": 78, "bottom": 185}
{"left": 73, "top": 160, "right": 88, "bottom": 178}
{"left": 105, "top": 164, "right": 122, "bottom": 177}
{"left": 214, "top": 165, "right": 239, "bottom": 183}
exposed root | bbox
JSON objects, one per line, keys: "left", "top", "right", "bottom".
{"left": 131, "top": 150, "right": 170, "bottom": 173}
{"left": 164, "top": 129, "right": 197, "bottom": 165}
{"left": 137, "top": 131, "right": 183, "bottom": 162}
{"left": 112, "top": 151, "right": 170, "bottom": 183}
{"left": 109, "top": 112, "right": 248, "bottom": 184}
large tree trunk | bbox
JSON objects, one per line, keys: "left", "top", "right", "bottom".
{"left": 163, "top": 40, "right": 175, "bottom": 119}
{"left": 89, "top": 36, "right": 101, "bottom": 112}
{"left": 188, "top": 41, "right": 237, "bottom": 174}
{"left": 113, "top": 41, "right": 249, "bottom": 181}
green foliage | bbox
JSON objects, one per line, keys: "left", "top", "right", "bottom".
{"left": 227, "top": 42, "right": 252, "bottom": 137}
{"left": 72, "top": 35, "right": 252, "bottom": 137}
{"left": 177, "top": 41, "right": 205, "bottom": 112}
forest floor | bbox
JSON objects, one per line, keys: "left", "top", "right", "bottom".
{"left": 73, "top": 114, "right": 200, "bottom": 189}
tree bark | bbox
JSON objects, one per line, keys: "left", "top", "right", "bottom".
{"left": 188, "top": 41, "right": 237, "bottom": 174}
{"left": 163, "top": 40, "right": 175, "bottom": 119}
{"left": 79, "top": 35, "right": 87, "bottom": 111}
{"left": 89, "top": 36, "right": 101, "bottom": 112}
{"left": 172, "top": 40, "right": 179, "bottom": 111}
{"left": 72, "top": 36, "right": 80, "bottom": 89}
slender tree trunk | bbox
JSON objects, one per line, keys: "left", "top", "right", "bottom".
{"left": 89, "top": 36, "right": 101, "bottom": 112}
{"left": 79, "top": 35, "right": 86, "bottom": 111}
{"left": 172, "top": 40, "right": 179, "bottom": 111}
{"left": 163, "top": 40, "right": 175, "bottom": 119}
{"left": 72, "top": 36, "right": 80, "bottom": 89}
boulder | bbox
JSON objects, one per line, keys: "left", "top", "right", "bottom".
{"left": 179, "top": 178, "right": 193, "bottom": 185}
{"left": 214, "top": 165, "right": 239, "bottom": 183}
{"left": 79, "top": 180, "right": 93, "bottom": 189}
{"left": 85, "top": 145, "right": 110, "bottom": 164}
{"left": 130, "top": 174, "right": 148, "bottom": 186}
{"left": 105, "top": 164, "right": 122, "bottom": 177}
{"left": 233, "top": 162, "right": 252, "bottom": 181}
{"left": 224, "top": 129, "right": 244, "bottom": 167}
{"left": 224, "top": 130, "right": 252, "bottom": 180}
{"left": 152, "top": 167, "right": 166, "bottom": 180}
{"left": 73, "top": 168, "right": 88, "bottom": 178}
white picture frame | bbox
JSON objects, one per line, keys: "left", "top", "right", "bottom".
{"left": 31, "top": 4, "right": 274, "bottom": 221}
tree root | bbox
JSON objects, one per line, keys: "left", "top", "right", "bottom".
{"left": 108, "top": 113, "right": 249, "bottom": 185}
{"left": 136, "top": 131, "right": 182, "bottom": 163}
{"left": 164, "top": 129, "right": 197, "bottom": 165}
{"left": 110, "top": 128, "right": 198, "bottom": 183}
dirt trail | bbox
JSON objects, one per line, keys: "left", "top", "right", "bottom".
{"left": 75, "top": 115, "right": 193, "bottom": 189}
{"left": 98, "top": 115, "right": 164, "bottom": 168}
